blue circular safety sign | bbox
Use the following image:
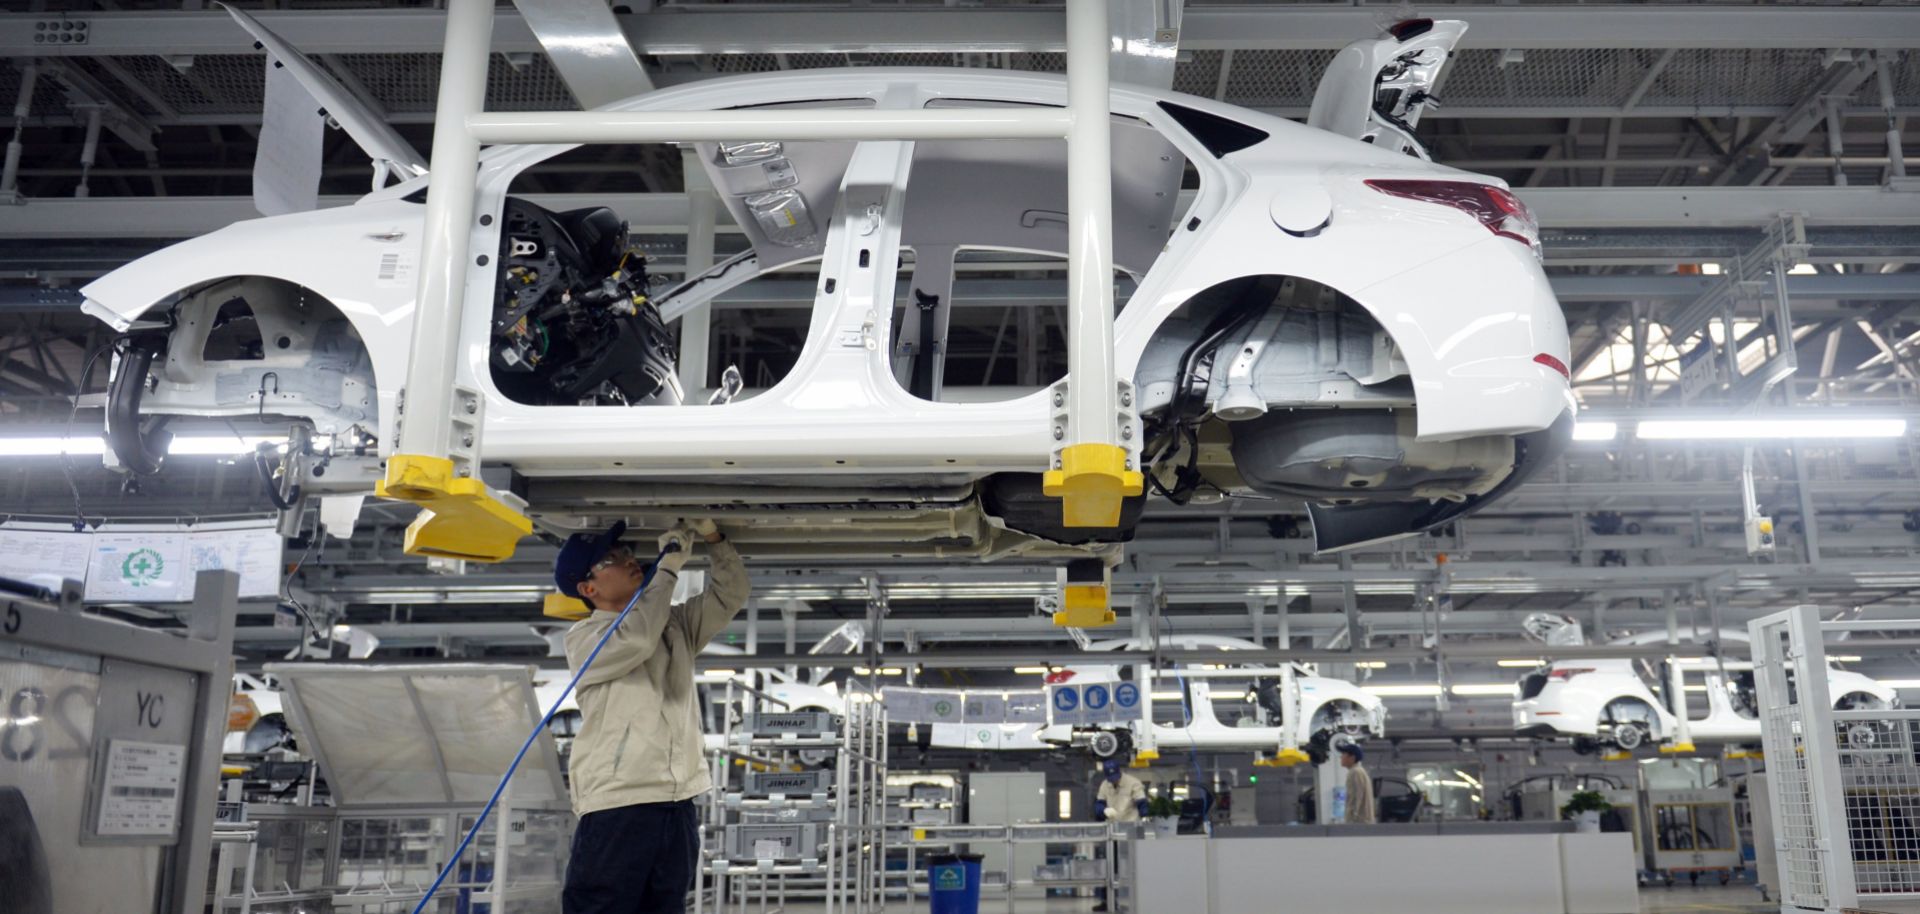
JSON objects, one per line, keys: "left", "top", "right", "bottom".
{"left": 1113, "top": 682, "right": 1140, "bottom": 709}
{"left": 1053, "top": 687, "right": 1079, "bottom": 712}
{"left": 1085, "top": 685, "right": 1110, "bottom": 710}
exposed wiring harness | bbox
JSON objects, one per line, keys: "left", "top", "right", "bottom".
{"left": 1141, "top": 284, "right": 1273, "bottom": 506}
{"left": 59, "top": 337, "right": 128, "bottom": 532}
{"left": 410, "top": 542, "right": 676, "bottom": 914}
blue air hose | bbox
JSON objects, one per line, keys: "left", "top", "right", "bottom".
{"left": 410, "top": 544, "right": 674, "bottom": 914}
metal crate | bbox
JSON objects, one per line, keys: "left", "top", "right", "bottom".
{"left": 722, "top": 822, "right": 822, "bottom": 862}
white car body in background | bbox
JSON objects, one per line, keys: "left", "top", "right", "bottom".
{"left": 1036, "top": 635, "right": 1386, "bottom": 758}
{"left": 225, "top": 671, "right": 287, "bottom": 755}
{"left": 1513, "top": 655, "right": 1893, "bottom": 751}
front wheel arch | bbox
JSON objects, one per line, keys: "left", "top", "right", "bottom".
{"left": 105, "top": 275, "right": 379, "bottom": 474}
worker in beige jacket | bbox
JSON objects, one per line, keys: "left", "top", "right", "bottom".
{"left": 551, "top": 518, "right": 749, "bottom": 914}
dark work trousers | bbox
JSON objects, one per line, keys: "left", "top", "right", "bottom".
{"left": 563, "top": 800, "right": 700, "bottom": 914}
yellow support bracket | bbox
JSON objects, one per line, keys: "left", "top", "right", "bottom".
{"left": 1659, "top": 742, "right": 1697, "bottom": 754}
{"left": 1725, "top": 749, "right": 1764, "bottom": 761}
{"left": 1042, "top": 443, "right": 1143, "bottom": 528}
{"left": 543, "top": 593, "right": 591, "bottom": 621}
{"left": 1259, "top": 747, "right": 1311, "bottom": 767}
{"left": 1053, "top": 584, "right": 1116, "bottom": 627}
{"left": 1130, "top": 749, "right": 1158, "bottom": 768}
{"left": 375, "top": 454, "right": 532, "bottom": 563}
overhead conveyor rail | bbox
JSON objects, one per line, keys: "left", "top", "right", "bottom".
{"left": 381, "top": 0, "right": 1140, "bottom": 570}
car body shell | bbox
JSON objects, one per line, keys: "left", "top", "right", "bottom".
{"left": 1034, "top": 634, "right": 1386, "bottom": 753}
{"left": 1513, "top": 657, "right": 1893, "bottom": 745}
{"left": 81, "top": 67, "right": 1572, "bottom": 549}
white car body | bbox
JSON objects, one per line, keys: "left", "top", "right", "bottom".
{"left": 1513, "top": 656, "right": 1894, "bottom": 749}
{"left": 82, "top": 18, "right": 1572, "bottom": 558}
{"left": 1036, "top": 635, "right": 1386, "bottom": 757}
{"left": 225, "top": 671, "right": 287, "bottom": 755}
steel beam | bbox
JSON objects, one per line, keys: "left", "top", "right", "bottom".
{"left": 7, "top": 7, "right": 1917, "bottom": 57}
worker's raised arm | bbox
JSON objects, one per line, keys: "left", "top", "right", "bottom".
{"left": 685, "top": 533, "right": 750, "bottom": 648}
{"left": 564, "top": 570, "right": 678, "bottom": 688}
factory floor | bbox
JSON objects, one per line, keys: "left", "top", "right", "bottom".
{"left": 712, "top": 883, "right": 1773, "bottom": 913}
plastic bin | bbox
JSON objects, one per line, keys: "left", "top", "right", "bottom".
{"left": 928, "top": 853, "right": 983, "bottom": 914}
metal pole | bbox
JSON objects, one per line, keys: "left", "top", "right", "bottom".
{"left": 1793, "top": 442, "right": 1821, "bottom": 563}
{"left": 394, "top": 0, "right": 493, "bottom": 460}
{"left": 1053, "top": 0, "right": 1132, "bottom": 525}
{"left": 75, "top": 107, "right": 101, "bottom": 198}
{"left": 1876, "top": 54, "right": 1907, "bottom": 179}
{"left": 1, "top": 63, "right": 37, "bottom": 198}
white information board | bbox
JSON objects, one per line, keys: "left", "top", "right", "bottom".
{"left": 93, "top": 739, "right": 186, "bottom": 837}
{"left": 184, "top": 527, "right": 283, "bottom": 600}
{"left": 0, "top": 527, "right": 92, "bottom": 590}
{"left": 87, "top": 532, "right": 189, "bottom": 602}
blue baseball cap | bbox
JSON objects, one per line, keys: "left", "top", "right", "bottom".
{"left": 1102, "top": 759, "right": 1123, "bottom": 774}
{"left": 553, "top": 520, "right": 628, "bottom": 600}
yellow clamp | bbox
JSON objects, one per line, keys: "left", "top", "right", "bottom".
{"left": 1599, "top": 750, "right": 1632, "bottom": 762}
{"left": 1130, "top": 749, "right": 1159, "bottom": 768}
{"left": 375, "top": 454, "right": 532, "bottom": 563}
{"left": 1259, "top": 747, "right": 1311, "bottom": 767}
{"left": 1659, "top": 742, "right": 1697, "bottom": 755}
{"left": 1053, "top": 585, "right": 1116, "bottom": 627}
{"left": 543, "top": 593, "right": 591, "bottom": 621}
{"left": 1725, "top": 749, "right": 1764, "bottom": 761}
{"left": 1042, "top": 443, "right": 1143, "bottom": 528}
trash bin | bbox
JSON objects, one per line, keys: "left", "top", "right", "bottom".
{"left": 928, "top": 853, "right": 983, "bottom": 914}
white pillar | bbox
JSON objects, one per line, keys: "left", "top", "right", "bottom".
{"left": 395, "top": 1, "right": 493, "bottom": 459}
{"left": 1666, "top": 659, "right": 1694, "bottom": 749}
{"left": 678, "top": 147, "right": 717, "bottom": 396}
{"left": 1063, "top": 0, "right": 1118, "bottom": 450}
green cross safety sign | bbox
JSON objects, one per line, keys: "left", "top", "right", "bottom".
{"left": 121, "top": 548, "right": 165, "bottom": 588}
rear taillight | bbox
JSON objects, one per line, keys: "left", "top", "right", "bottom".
{"left": 1365, "top": 179, "right": 1543, "bottom": 258}
{"left": 1547, "top": 667, "right": 1595, "bottom": 681}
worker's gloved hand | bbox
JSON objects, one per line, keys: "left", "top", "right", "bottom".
{"left": 1102, "top": 807, "right": 1119, "bottom": 821}
{"left": 687, "top": 517, "right": 722, "bottom": 542}
{"left": 656, "top": 526, "right": 697, "bottom": 573}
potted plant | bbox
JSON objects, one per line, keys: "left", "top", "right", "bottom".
{"left": 1560, "top": 790, "right": 1612, "bottom": 834}
{"left": 1145, "top": 793, "right": 1182, "bottom": 838}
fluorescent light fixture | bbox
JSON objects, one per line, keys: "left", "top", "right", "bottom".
{"left": 1013, "top": 666, "right": 1051, "bottom": 675}
{"left": 0, "top": 434, "right": 285, "bottom": 457}
{"left": 1353, "top": 661, "right": 1388, "bottom": 669}
{"left": 852, "top": 667, "right": 904, "bottom": 676}
{"left": 0, "top": 436, "right": 106, "bottom": 456}
{"left": 1450, "top": 683, "right": 1519, "bottom": 697}
{"left": 1149, "top": 691, "right": 1184, "bottom": 701}
{"left": 1497, "top": 659, "right": 1544, "bottom": 668}
{"left": 703, "top": 669, "right": 737, "bottom": 677}
{"left": 1572, "top": 421, "right": 1618, "bottom": 442}
{"left": 1636, "top": 418, "right": 1906, "bottom": 440}
{"left": 1362, "top": 684, "right": 1443, "bottom": 697}
{"left": 1831, "top": 655, "right": 1861, "bottom": 662}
